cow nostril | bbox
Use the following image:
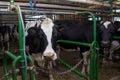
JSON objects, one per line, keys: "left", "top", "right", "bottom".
{"left": 101, "top": 41, "right": 111, "bottom": 47}
{"left": 43, "top": 52, "right": 55, "bottom": 60}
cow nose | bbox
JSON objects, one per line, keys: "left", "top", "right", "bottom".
{"left": 43, "top": 52, "right": 57, "bottom": 60}
{"left": 101, "top": 41, "right": 110, "bottom": 47}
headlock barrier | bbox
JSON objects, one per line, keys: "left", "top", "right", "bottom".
{"left": 57, "top": 12, "right": 99, "bottom": 80}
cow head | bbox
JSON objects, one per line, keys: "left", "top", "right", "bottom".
{"left": 99, "top": 20, "right": 115, "bottom": 53}
{"left": 26, "top": 18, "right": 58, "bottom": 61}
{"left": 41, "top": 18, "right": 58, "bottom": 60}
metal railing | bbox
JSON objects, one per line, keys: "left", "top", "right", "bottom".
{"left": 3, "top": 0, "right": 35, "bottom": 80}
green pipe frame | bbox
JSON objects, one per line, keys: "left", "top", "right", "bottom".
{"left": 57, "top": 12, "right": 98, "bottom": 80}
{"left": 3, "top": 0, "right": 35, "bottom": 80}
{"left": 113, "top": 36, "right": 120, "bottom": 40}
{"left": 108, "top": 0, "right": 113, "bottom": 14}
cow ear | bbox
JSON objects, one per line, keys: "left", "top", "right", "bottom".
{"left": 34, "top": 22, "right": 37, "bottom": 28}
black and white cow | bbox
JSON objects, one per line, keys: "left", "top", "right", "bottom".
{"left": 25, "top": 18, "right": 119, "bottom": 79}
{"left": 55, "top": 20, "right": 118, "bottom": 75}
{"left": 11, "top": 24, "right": 19, "bottom": 41}
{"left": 25, "top": 18, "right": 58, "bottom": 80}
{"left": 25, "top": 19, "right": 58, "bottom": 60}
{"left": 0, "top": 25, "right": 11, "bottom": 51}
{"left": 109, "top": 21, "right": 120, "bottom": 60}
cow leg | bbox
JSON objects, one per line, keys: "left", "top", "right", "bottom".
{"left": 48, "top": 61, "right": 54, "bottom": 80}
{"left": 81, "top": 51, "right": 90, "bottom": 76}
{"left": 13, "top": 30, "right": 19, "bottom": 41}
{"left": 4, "top": 32, "right": 9, "bottom": 50}
{"left": 109, "top": 41, "right": 120, "bottom": 60}
{"left": 0, "top": 35, "right": 3, "bottom": 51}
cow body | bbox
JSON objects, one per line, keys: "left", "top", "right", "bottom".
{"left": 55, "top": 20, "right": 117, "bottom": 75}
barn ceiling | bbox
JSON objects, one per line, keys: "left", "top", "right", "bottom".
{"left": 0, "top": 0, "right": 119, "bottom": 24}
{"left": 0, "top": 0, "right": 120, "bottom": 12}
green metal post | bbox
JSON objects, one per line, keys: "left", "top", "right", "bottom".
{"left": 12, "top": 56, "right": 21, "bottom": 80}
{"left": 27, "top": 56, "right": 35, "bottom": 80}
{"left": 109, "top": 0, "right": 113, "bottom": 14}
{"left": 15, "top": 5, "right": 35, "bottom": 80}
{"left": 91, "top": 41, "right": 99, "bottom": 80}
{"left": 3, "top": 54, "right": 10, "bottom": 80}
{"left": 78, "top": 12, "right": 97, "bottom": 80}
{"left": 10, "top": 0, "right": 14, "bottom": 5}
{"left": 17, "top": 8, "right": 26, "bottom": 80}
{"left": 4, "top": 0, "right": 35, "bottom": 80}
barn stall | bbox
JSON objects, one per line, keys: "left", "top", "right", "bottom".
{"left": 0, "top": 0, "right": 120, "bottom": 80}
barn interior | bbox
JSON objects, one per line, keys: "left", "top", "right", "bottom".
{"left": 0, "top": 0, "right": 120, "bottom": 80}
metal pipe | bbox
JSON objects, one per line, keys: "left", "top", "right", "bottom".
{"left": 27, "top": 56, "right": 35, "bottom": 80}
{"left": 12, "top": 56, "right": 22, "bottom": 80}
{"left": 109, "top": 0, "right": 113, "bottom": 14}
{"left": 57, "top": 40, "right": 91, "bottom": 47}
{"left": 66, "top": 0, "right": 120, "bottom": 8}
{"left": 113, "top": 36, "right": 120, "bottom": 39}
{"left": 3, "top": 54, "right": 10, "bottom": 80}
{"left": 10, "top": 0, "right": 14, "bottom": 5}
{"left": 14, "top": 5, "right": 29, "bottom": 80}
{"left": 0, "top": 1, "right": 104, "bottom": 12}
{"left": 5, "top": 51, "right": 17, "bottom": 60}
{"left": 91, "top": 41, "right": 99, "bottom": 80}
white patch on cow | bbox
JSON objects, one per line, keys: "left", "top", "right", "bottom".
{"left": 103, "top": 21, "right": 111, "bottom": 29}
{"left": 118, "top": 28, "right": 120, "bottom": 31}
{"left": 41, "top": 18, "right": 57, "bottom": 60}
{"left": 81, "top": 51, "right": 90, "bottom": 74}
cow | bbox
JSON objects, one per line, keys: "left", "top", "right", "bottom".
{"left": 11, "top": 24, "right": 19, "bottom": 41}
{"left": 55, "top": 19, "right": 118, "bottom": 77}
{"left": 0, "top": 25, "right": 11, "bottom": 51}
{"left": 25, "top": 18, "right": 58, "bottom": 80}
{"left": 109, "top": 21, "right": 120, "bottom": 60}
{"left": 25, "top": 18, "right": 119, "bottom": 80}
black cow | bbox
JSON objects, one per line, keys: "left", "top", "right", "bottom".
{"left": 55, "top": 20, "right": 118, "bottom": 75}
{"left": 0, "top": 25, "right": 11, "bottom": 51}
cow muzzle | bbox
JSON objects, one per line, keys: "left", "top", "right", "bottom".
{"left": 43, "top": 52, "right": 57, "bottom": 61}
{"left": 101, "top": 41, "right": 111, "bottom": 48}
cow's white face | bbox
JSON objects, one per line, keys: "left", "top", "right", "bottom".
{"left": 41, "top": 18, "right": 57, "bottom": 60}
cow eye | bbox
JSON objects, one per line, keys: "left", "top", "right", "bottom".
{"left": 100, "top": 25, "right": 105, "bottom": 30}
